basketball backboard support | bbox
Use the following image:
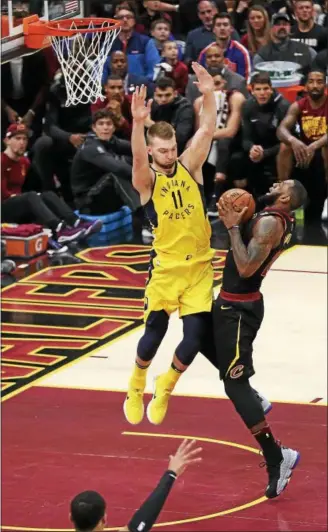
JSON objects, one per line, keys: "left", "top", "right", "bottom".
{"left": 1, "top": 0, "right": 85, "bottom": 63}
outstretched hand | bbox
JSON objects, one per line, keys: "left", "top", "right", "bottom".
{"left": 192, "top": 62, "right": 214, "bottom": 95}
{"left": 168, "top": 439, "right": 202, "bottom": 477}
{"left": 131, "top": 85, "right": 153, "bottom": 123}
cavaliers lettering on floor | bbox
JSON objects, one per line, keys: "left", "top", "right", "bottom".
{"left": 1, "top": 245, "right": 226, "bottom": 400}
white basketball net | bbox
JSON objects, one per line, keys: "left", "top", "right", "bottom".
{"left": 51, "top": 20, "right": 120, "bottom": 106}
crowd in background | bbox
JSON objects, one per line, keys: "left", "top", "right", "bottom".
{"left": 1, "top": 0, "right": 328, "bottom": 253}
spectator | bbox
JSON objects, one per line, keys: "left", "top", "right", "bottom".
{"left": 253, "top": 13, "right": 314, "bottom": 78}
{"left": 1, "top": 124, "right": 99, "bottom": 244}
{"left": 149, "top": 17, "right": 184, "bottom": 59}
{"left": 145, "top": 77, "right": 195, "bottom": 153}
{"left": 179, "top": 0, "right": 228, "bottom": 36}
{"left": 110, "top": 7, "right": 161, "bottom": 80}
{"left": 240, "top": 72, "right": 290, "bottom": 195}
{"left": 277, "top": 69, "right": 328, "bottom": 220}
{"left": 150, "top": 18, "right": 173, "bottom": 53}
{"left": 193, "top": 68, "right": 245, "bottom": 211}
{"left": 184, "top": 0, "right": 228, "bottom": 63}
{"left": 199, "top": 13, "right": 252, "bottom": 80}
{"left": 70, "top": 110, "right": 140, "bottom": 215}
{"left": 32, "top": 71, "right": 91, "bottom": 203}
{"left": 153, "top": 41, "right": 189, "bottom": 94}
{"left": 1, "top": 50, "right": 50, "bottom": 143}
{"left": 92, "top": 75, "right": 133, "bottom": 140}
{"left": 103, "top": 52, "right": 155, "bottom": 98}
{"left": 291, "top": 0, "right": 327, "bottom": 53}
{"left": 241, "top": 5, "right": 271, "bottom": 55}
{"left": 186, "top": 43, "right": 248, "bottom": 102}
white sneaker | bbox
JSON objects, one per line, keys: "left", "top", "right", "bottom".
{"left": 265, "top": 447, "right": 300, "bottom": 498}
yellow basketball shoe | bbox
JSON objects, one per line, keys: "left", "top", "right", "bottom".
{"left": 147, "top": 373, "right": 176, "bottom": 425}
{"left": 123, "top": 373, "right": 146, "bottom": 425}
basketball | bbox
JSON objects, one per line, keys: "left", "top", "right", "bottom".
{"left": 220, "top": 189, "right": 256, "bottom": 222}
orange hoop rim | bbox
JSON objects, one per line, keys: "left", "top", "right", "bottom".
{"left": 41, "top": 17, "right": 120, "bottom": 37}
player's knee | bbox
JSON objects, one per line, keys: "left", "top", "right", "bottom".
{"left": 175, "top": 314, "right": 206, "bottom": 365}
{"left": 224, "top": 378, "right": 247, "bottom": 401}
{"left": 224, "top": 378, "right": 265, "bottom": 428}
{"left": 137, "top": 310, "right": 169, "bottom": 361}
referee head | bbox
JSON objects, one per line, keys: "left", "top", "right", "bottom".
{"left": 70, "top": 491, "right": 106, "bottom": 531}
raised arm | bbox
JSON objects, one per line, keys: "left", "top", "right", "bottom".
{"left": 131, "top": 86, "right": 154, "bottom": 196}
{"left": 119, "top": 440, "right": 202, "bottom": 532}
{"left": 180, "top": 63, "right": 216, "bottom": 180}
{"left": 218, "top": 198, "right": 283, "bottom": 278}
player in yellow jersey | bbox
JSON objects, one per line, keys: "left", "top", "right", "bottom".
{"left": 123, "top": 63, "right": 217, "bottom": 426}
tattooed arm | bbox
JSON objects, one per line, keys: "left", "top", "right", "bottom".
{"left": 228, "top": 217, "right": 283, "bottom": 278}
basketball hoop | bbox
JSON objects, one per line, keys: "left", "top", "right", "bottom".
{"left": 24, "top": 16, "right": 121, "bottom": 106}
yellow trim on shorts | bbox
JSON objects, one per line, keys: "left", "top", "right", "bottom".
{"left": 225, "top": 314, "right": 241, "bottom": 377}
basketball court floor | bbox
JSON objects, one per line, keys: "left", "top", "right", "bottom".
{"left": 1, "top": 236, "right": 327, "bottom": 532}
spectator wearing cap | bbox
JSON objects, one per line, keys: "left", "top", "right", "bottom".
{"left": 291, "top": 0, "right": 327, "bottom": 53}
{"left": 1, "top": 50, "right": 50, "bottom": 144}
{"left": 145, "top": 77, "right": 194, "bottom": 153}
{"left": 110, "top": 7, "right": 161, "bottom": 80}
{"left": 32, "top": 71, "right": 92, "bottom": 204}
{"left": 253, "top": 13, "right": 314, "bottom": 78}
{"left": 186, "top": 43, "right": 248, "bottom": 102}
{"left": 153, "top": 41, "right": 189, "bottom": 94}
{"left": 1, "top": 124, "right": 100, "bottom": 244}
{"left": 198, "top": 13, "right": 252, "bottom": 80}
{"left": 103, "top": 51, "right": 155, "bottom": 99}
{"left": 92, "top": 75, "right": 133, "bottom": 140}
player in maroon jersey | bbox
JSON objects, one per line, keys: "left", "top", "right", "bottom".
{"left": 277, "top": 69, "right": 328, "bottom": 219}
{"left": 209, "top": 180, "right": 307, "bottom": 499}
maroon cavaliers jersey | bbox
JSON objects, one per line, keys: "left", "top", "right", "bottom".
{"left": 297, "top": 95, "right": 328, "bottom": 145}
{"left": 222, "top": 208, "right": 295, "bottom": 295}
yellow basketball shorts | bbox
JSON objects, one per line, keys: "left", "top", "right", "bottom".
{"left": 143, "top": 254, "right": 214, "bottom": 322}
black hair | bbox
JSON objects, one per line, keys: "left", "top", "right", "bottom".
{"left": 290, "top": 180, "right": 308, "bottom": 210}
{"left": 70, "top": 491, "right": 106, "bottom": 531}
{"left": 105, "top": 74, "right": 124, "bottom": 83}
{"left": 92, "top": 109, "right": 114, "bottom": 125}
{"left": 250, "top": 72, "right": 272, "bottom": 87}
{"left": 155, "top": 76, "right": 176, "bottom": 90}
{"left": 213, "top": 12, "right": 233, "bottom": 24}
{"left": 306, "top": 69, "right": 326, "bottom": 83}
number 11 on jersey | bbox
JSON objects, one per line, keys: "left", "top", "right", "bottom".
{"left": 172, "top": 191, "right": 183, "bottom": 209}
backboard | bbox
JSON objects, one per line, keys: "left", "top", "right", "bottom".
{"left": 1, "top": 0, "right": 86, "bottom": 63}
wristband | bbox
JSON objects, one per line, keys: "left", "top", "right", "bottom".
{"left": 227, "top": 225, "right": 240, "bottom": 231}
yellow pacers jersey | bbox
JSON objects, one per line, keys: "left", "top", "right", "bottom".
{"left": 144, "top": 161, "right": 213, "bottom": 259}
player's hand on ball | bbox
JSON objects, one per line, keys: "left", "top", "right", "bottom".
{"left": 217, "top": 198, "right": 248, "bottom": 229}
{"left": 168, "top": 439, "right": 202, "bottom": 477}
